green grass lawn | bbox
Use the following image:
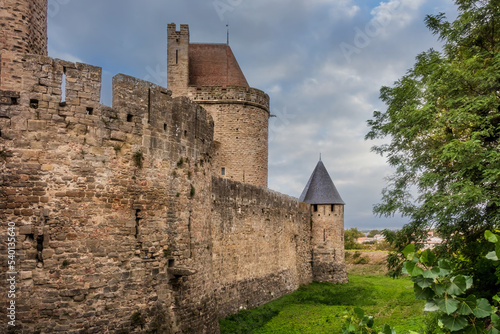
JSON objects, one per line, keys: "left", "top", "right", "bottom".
{"left": 220, "top": 274, "right": 427, "bottom": 334}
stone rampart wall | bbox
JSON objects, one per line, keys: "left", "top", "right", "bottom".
{"left": 0, "top": 54, "right": 219, "bottom": 333}
{"left": 211, "top": 177, "right": 312, "bottom": 318}
{"left": 0, "top": 52, "right": 317, "bottom": 334}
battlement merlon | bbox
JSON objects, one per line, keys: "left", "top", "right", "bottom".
{"left": 167, "top": 23, "right": 190, "bottom": 38}
{"left": 186, "top": 85, "right": 270, "bottom": 115}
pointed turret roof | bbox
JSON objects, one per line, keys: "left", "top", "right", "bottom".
{"left": 299, "top": 160, "right": 345, "bottom": 205}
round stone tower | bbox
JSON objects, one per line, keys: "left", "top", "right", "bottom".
{"left": 167, "top": 23, "right": 270, "bottom": 187}
{"left": 0, "top": 0, "right": 48, "bottom": 55}
{"left": 299, "top": 159, "right": 348, "bottom": 284}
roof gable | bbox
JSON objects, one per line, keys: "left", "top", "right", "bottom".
{"left": 299, "top": 160, "right": 345, "bottom": 205}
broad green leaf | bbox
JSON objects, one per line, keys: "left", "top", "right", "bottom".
{"left": 464, "top": 324, "right": 482, "bottom": 334}
{"left": 424, "top": 301, "right": 440, "bottom": 312}
{"left": 414, "top": 276, "right": 434, "bottom": 289}
{"left": 488, "top": 328, "right": 500, "bottom": 334}
{"left": 405, "top": 261, "right": 424, "bottom": 277}
{"left": 492, "top": 312, "right": 500, "bottom": 325}
{"left": 441, "top": 314, "right": 468, "bottom": 331}
{"left": 438, "top": 259, "right": 452, "bottom": 275}
{"left": 420, "top": 249, "right": 437, "bottom": 266}
{"left": 437, "top": 295, "right": 460, "bottom": 314}
{"left": 486, "top": 251, "right": 498, "bottom": 261}
{"left": 464, "top": 276, "right": 473, "bottom": 290}
{"left": 493, "top": 294, "right": 500, "bottom": 304}
{"left": 423, "top": 267, "right": 440, "bottom": 279}
{"left": 473, "top": 298, "right": 493, "bottom": 318}
{"left": 446, "top": 275, "right": 467, "bottom": 295}
{"left": 432, "top": 282, "right": 446, "bottom": 296}
{"left": 402, "top": 244, "right": 416, "bottom": 260}
{"left": 485, "top": 230, "right": 498, "bottom": 243}
{"left": 457, "top": 295, "right": 476, "bottom": 315}
{"left": 354, "top": 307, "right": 364, "bottom": 320}
{"left": 414, "top": 284, "right": 435, "bottom": 300}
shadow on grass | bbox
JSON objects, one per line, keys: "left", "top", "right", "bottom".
{"left": 220, "top": 279, "right": 378, "bottom": 334}
{"left": 290, "top": 282, "right": 377, "bottom": 307}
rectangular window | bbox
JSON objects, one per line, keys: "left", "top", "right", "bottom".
{"left": 176, "top": 50, "right": 179, "bottom": 64}
{"left": 331, "top": 204, "right": 335, "bottom": 212}
{"left": 313, "top": 204, "right": 318, "bottom": 212}
{"left": 221, "top": 167, "right": 226, "bottom": 176}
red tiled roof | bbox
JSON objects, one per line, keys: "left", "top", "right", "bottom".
{"left": 188, "top": 43, "right": 249, "bottom": 88}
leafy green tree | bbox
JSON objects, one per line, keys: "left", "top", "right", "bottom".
{"left": 366, "top": 0, "right": 500, "bottom": 288}
{"left": 367, "top": 230, "right": 380, "bottom": 238}
{"left": 345, "top": 228, "right": 366, "bottom": 250}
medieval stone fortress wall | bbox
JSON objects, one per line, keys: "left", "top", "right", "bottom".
{"left": 0, "top": 1, "right": 347, "bottom": 333}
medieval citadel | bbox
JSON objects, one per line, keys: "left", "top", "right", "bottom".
{"left": 0, "top": 1, "right": 347, "bottom": 333}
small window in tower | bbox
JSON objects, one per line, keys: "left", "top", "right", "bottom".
{"left": 176, "top": 50, "right": 179, "bottom": 64}
{"left": 30, "top": 99, "right": 39, "bottom": 109}
{"left": 221, "top": 168, "right": 226, "bottom": 176}
{"left": 164, "top": 123, "right": 167, "bottom": 132}
{"left": 184, "top": 130, "right": 187, "bottom": 137}
{"left": 331, "top": 204, "right": 335, "bottom": 212}
{"left": 127, "top": 114, "right": 133, "bottom": 122}
{"left": 313, "top": 204, "right": 318, "bottom": 212}
{"left": 86, "top": 107, "right": 93, "bottom": 115}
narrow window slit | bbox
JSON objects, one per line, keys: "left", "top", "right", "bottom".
{"left": 60, "top": 67, "right": 67, "bottom": 103}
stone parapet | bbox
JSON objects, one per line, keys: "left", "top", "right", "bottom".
{"left": 187, "top": 85, "right": 270, "bottom": 114}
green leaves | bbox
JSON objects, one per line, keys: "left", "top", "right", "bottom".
{"left": 400, "top": 243, "right": 497, "bottom": 333}
{"left": 441, "top": 314, "right": 468, "bottom": 331}
{"left": 473, "top": 298, "right": 494, "bottom": 318}
{"left": 437, "top": 295, "right": 460, "bottom": 314}
{"left": 420, "top": 249, "right": 437, "bottom": 266}
{"left": 403, "top": 261, "right": 424, "bottom": 277}
{"left": 485, "top": 230, "right": 500, "bottom": 261}
{"left": 342, "top": 307, "right": 392, "bottom": 334}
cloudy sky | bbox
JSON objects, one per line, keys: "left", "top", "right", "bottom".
{"left": 47, "top": 0, "right": 458, "bottom": 230}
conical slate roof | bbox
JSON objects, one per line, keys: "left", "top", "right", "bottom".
{"left": 299, "top": 160, "right": 345, "bottom": 205}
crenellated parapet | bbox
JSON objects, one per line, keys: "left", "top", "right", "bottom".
{"left": 187, "top": 85, "right": 270, "bottom": 114}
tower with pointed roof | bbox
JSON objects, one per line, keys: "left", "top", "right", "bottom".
{"left": 300, "top": 159, "right": 348, "bottom": 283}
{"left": 167, "top": 23, "right": 270, "bottom": 187}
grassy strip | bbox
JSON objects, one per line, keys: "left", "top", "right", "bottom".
{"left": 220, "top": 274, "right": 428, "bottom": 334}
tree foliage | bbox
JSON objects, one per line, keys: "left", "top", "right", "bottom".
{"left": 345, "top": 228, "right": 366, "bottom": 250}
{"left": 366, "top": 0, "right": 500, "bottom": 283}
